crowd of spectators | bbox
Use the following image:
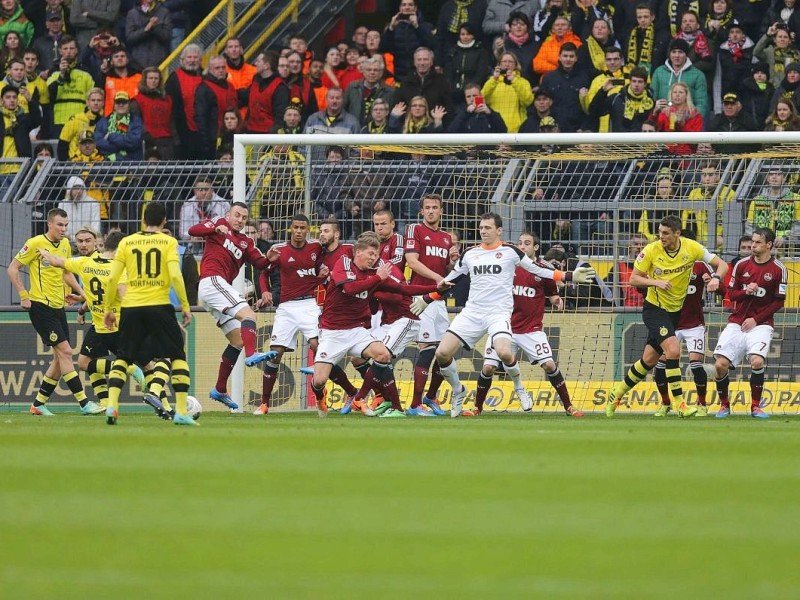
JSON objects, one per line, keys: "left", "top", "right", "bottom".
{"left": 3, "top": 0, "right": 800, "bottom": 267}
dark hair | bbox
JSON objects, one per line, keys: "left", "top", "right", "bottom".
{"left": 231, "top": 201, "right": 248, "bottom": 211}
{"left": 104, "top": 231, "right": 124, "bottom": 251}
{"left": 520, "top": 231, "right": 540, "bottom": 246}
{"left": 753, "top": 227, "right": 776, "bottom": 245}
{"left": 321, "top": 218, "right": 340, "bottom": 233}
{"left": 660, "top": 215, "right": 682, "bottom": 233}
{"left": 290, "top": 213, "right": 309, "bottom": 224}
{"left": 560, "top": 42, "right": 578, "bottom": 54}
{"left": 33, "top": 142, "right": 53, "bottom": 156}
{"left": 48, "top": 208, "right": 68, "bottom": 221}
{"left": 259, "top": 50, "right": 279, "bottom": 71}
{"left": 635, "top": 3, "right": 653, "bottom": 11}
{"left": 738, "top": 234, "right": 752, "bottom": 245}
{"left": 480, "top": 212, "right": 503, "bottom": 228}
{"left": 58, "top": 35, "right": 76, "bottom": 48}
{"left": 604, "top": 46, "right": 622, "bottom": 56}
{"left": 326, "top": 145, "right": 345, "bottom": 159}
{"left": 143, "top": 202, "right": 167, "bottom": 226}
{"left": 420, "top": 192, "right": 443, "bottom": 209}
{"left": 23, "top": 47, "right": 39, "bottom": 59}
{"left": 630, "top": 66, "right": 649, "bottom": 80}
{"left": 463, "top": 81, "right": 482, "bottom": 93}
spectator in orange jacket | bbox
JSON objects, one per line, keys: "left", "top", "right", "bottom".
{"left": 532, "top": 16, "right": 582, "bottom": 79}
{"left": 223, "top": 37, "right": 256, "bottom": 90}
{"left": 100, "top": 46, "right": 140, "bottom": 116}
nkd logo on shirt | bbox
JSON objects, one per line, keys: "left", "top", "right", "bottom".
{"left": 425, "top": 246, "right": 449, "bottom": 258}
{"left": 473, "top": 264, "right": 502, "bottom": 275}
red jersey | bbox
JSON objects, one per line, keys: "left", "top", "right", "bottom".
{"left": 375, "top": 264, "right": 437, "bottom": 325}
{"left": 316, "top": 242, "right": 353, "bottom": 306}
{"left": 726, "top": 256, "right": 787, "bottom": 326}
{"left": 268, "top": 240, "right": 326, "bottom": 302}
{"left": 379, "top": 233, "right": 405, "bottom": 271}
{"left": 677, "top": 262, "right": 713, "bottom": 330}
{"left": 320, "top": 257, "right": 434, "bottom": 330}
{"left": 188, "top": 217, "right": 269, "bottom": 282}
{"left": 404, "top": 222, "right": 453, "bottom": 285}
{"left": 510, "top": 263, "right": 558, "bottom": 334}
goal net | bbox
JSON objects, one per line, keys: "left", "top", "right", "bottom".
{"left": 230, "top": 132, "right": 800, "bottom": 416}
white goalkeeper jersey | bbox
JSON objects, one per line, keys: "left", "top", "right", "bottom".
{"left": 443, "top": 243, "right": 557, "bottom": 314}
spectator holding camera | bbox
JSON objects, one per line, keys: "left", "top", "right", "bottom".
{"left": 448, "top": 81, "right": 507, "bottom": 133}
{"left": 47, "top": 35, "right": 94, "bottom": 137}
{"left": 79, "top": 30, "right": 118, "bottom": 82}
{"left": 379, "top": 0, "right": 435, "bottom": 81}
{"left": 480, "top": 51, "right": 532, "bottom": 132}
{"left": 754, "top": 22, "right": 800, "bottom": 88}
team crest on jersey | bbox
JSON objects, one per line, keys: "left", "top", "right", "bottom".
{"left": 319, "top": 352, "right": 327, "bottom": 359}
{"left": 239, "top": 240, "right": 248, "bottom": 248}
{"left": 271, "top": 334, "right": 277, "bottom": 341}
{"left": 495, "top": 252, "right": 502, "bottom": 259}
{"left": 764, "top": 272, "right": 773, "bottom": 281}
{"left": 311, "top": 253, "right": 317, "bottom": 260}
{"left": 422, "top": 332, "right": 430, "bottom": 339}
{"left": 690, "top": 273, "right": 696, "bottom": 280}
{"left": 42, "top": 259, "right": 51, "bottom": 267}
{"left": 654, "top": 268, "right": 663, "bottom": 275}
{"left": 49, "top": 331, "right": 57, "bottom": 342}
{"left": 407, "top": 239, "right": 416, "bottom": 248}
{"left": 659, "top": 326, "right": 668, "bottom": 336}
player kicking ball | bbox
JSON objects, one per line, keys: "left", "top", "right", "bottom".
{"left": 190, "top": 202, "right": 278, "bottom": 410}
{"left": 478, "top": 232, "right": 583, "bottom": 417}
{"left": 412, "top": 213, "right": 595, "bottom": 418}
{"left": 712, "top": 228, "right": 786, "bottom": 419}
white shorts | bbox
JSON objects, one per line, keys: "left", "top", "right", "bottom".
{"left": 676, "top": 325, "right": 706, "bottom": 355}
{"left": 316, "top": 327, "right": 380, "bottom": 365}
{"left": 484, "top": 330, "right": 553, "bottom": 366}
{"left": 447, "top": 308, "right": 511, "bottom": 350}
{"left": 714, "top": 323, "right": 774, "bottom": 368}
{"left": 370, "top": 309, "right": 383, "bottom": 332}
{"left": 416, "top": 299, "right": 449, "bottom": 344}
{"left": 198, "top": 276, "right": 247, "bottom": 335}
{"left": 269, "top": 298, "right": 320, "bottom": 351}
{"left": 373, "top": 317, "right": 419, "bottom": 357}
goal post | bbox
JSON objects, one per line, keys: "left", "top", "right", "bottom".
{"left": 228, "top": 132, "right": 800, "bottom": 416}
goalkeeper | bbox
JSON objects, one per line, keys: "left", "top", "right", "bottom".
{"left": 410, "top": 213, "right": 595, "bottom": 418}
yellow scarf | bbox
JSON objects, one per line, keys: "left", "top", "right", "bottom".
{"left": 668, "top": 0, "right": 699, "bottom": 37}
{"left": 623, "top": 87, "right": 654, "bottom": 120}
{"left": 627, "top": 25, "right": 654, "bottom": 72}
{"left": 448, "top": 0, "right": 474, "bottom": 34}
{"left": 587, "top": 37, "right": 607, "bottom": 72}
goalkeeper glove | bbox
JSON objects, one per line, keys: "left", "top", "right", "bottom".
{"left": 410, "top": 295, "right": 431, "bottom": 316}
{"left": 571, "top": 267, "right": 596, "bottom": 284}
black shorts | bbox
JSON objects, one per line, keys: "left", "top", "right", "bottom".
{"left": 116, "top": 304, "right": 186, "bottom": 362}
{"left": 642, "top": 301, "right": 680, "bottom": 351}
{"left": 29, "top": 301, "right": 70, "bottom": 347}
{"left": 80, "top": 326, "right": 120, "bottom": 359}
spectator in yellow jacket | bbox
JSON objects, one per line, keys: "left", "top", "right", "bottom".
{"left": 481, "top": 52, "right": 534, "bottom": 132}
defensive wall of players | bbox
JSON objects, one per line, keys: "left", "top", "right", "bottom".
{"left": 2, "top": 309, "right": 798, "bottom": 415}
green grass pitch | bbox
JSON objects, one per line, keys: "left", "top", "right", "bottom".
{"left": 1, "top": 410, "right": 798, "bottom": 599}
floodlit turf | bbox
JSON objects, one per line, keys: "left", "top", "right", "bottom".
{"left": 1, "top": 410, "right": 798, "bottom": 599}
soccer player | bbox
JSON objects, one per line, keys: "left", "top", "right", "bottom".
{"left": 102, "top": 202, "right": 195, "bottom": 426}
{"left": 713, "top": 228, "right": 786, "bottom": 419}
{"left": 37, "top": 232, "right": 148, "bottom": 410}
{"left": 74, "top": 227, "right": 99, "bottom": 257}
{"left": 404, "top": 193, "right": 457, "bottom": 416}
{"left": 347, "top": 259, "right": 440, "bottom": 417}
{"left": 373, "top": 209, "right": 405, "bottom": 269}
{"left": 478, "top": 232, "right": 583, "bottom": 417}
{"left": 605, "top": 216, "right": 728, "bottom": 417}
{"left": 6, "top": 208, "right": 103, "bottom": 416}
{"left": 190, "top": 202, "right": 276, "bottom": 410}
{"left": 310, "top": 231, "right": 439, "bottom": 418}
{"left": 253, "top": 214, "right": 359, "bottom": 415}
{"left": 412, "top": 213, "right": 595, "bottom": 418}
{"left": 652, "top": 260, "right": 716, "bottom": 417}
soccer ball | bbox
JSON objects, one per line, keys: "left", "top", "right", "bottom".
{"left": 185, "top": 395, "right": 202, "bottom": 421}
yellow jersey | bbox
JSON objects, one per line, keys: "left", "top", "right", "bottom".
{"left": 112, "top": 231, "right": 184, "bottom": 308}
{"left": 64, "top": 255, "right": 126, "bottom": 333}
{"left": 634, "top": 237, "right": 714, "bottom": 312}
{"left": 14, "top": 235, "right": 71, "bottom": 308}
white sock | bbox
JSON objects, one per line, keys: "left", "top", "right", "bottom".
{"left": 504, "top": 360, "right": 522, "bottom": 388}
{"left": 438, "top": 360, "right": 462, "bottom": 392}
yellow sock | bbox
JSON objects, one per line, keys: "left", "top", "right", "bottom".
{"left": 107, "top": 359, "right": 129, "bottom": 411}
{"left": 171, "top": 359, "right": 191, "bottom": 415}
